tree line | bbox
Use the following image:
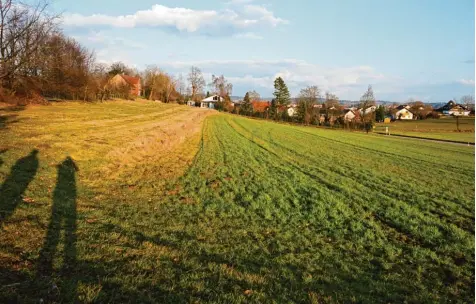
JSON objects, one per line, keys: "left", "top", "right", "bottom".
{"left": 235, "top": 77, "right": 474, "bottom": 131}
{"left": 235, "top": 77, "right": 380, "bottom": 131}
{"left": 0, "top": 0, "right": 235, "bottom": 104}
{"left": 2, "top": 0, "right": 473, "bottom": 133}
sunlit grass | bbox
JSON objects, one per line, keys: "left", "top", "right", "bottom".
{"left": 0, "top": 103, "right": 474, "bottom": 303}
{"left": 376, "top": 117, "right": 475, "bottom": 143}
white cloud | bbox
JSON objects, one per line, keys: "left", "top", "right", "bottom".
{"left": 63, "top": 4, "right": 287, "bottom": 36}
{"left": 233, "top": 32, "right": 263, "bottom": 39}
{"left": 244, "top": 5, "right": 288, "bottom": 26}
{"left": 457, "top": 79, "right": 475, "bottom": 86}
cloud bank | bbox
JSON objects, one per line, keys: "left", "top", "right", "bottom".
{"left": 63, "top": 4, "right": 287, "bottom": 36}
{"left": 457, "top": 79, "right": 475, "bottom": 86}
{"left": 158, "top": 59, "right": 399, "bottom": 99}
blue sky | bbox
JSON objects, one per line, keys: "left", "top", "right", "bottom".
{"left": 50, "top": 0, "right": 475, "bottom": 101}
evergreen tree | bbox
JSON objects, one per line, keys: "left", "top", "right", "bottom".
{"left": 375, "top": 105, "right": 386, "bottom": 122}
{"left": 240, "top": 92, "right": 253, "bottom": 116}
{"left": 273, "top": 77, "right": 290, "bottom": 119}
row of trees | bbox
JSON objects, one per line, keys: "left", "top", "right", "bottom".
{"left": 3, "top": 0, "right": 473, "bottom": 125}
{"left": 236, "top": 75, "right": 474, "bottom": 130}
{"left": 236, "top": 76, "right": 378, "bottom": 130}
{"left": 0, "top": 0, "right": 235, "bottom": 104}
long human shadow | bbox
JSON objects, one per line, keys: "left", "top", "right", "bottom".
{"left": 0, "top": 149, "right": 39, "bottom": 227}
{"left": 36, "top": 157, "right": 79, "bottom": 303}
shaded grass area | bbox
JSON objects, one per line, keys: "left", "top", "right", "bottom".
{"left": 376, "top": 117, "right": 475, "bottom": 143}
{"left": 0, "top": 103, "right": 474, "bottom": 303}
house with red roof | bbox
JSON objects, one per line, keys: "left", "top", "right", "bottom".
{"left": 251, "top": 101, "right": 270, "bottom": 113}
{"left": 109, "top": 73, "right": 142, "bottom": 96}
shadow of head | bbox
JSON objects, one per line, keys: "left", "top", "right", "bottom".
{"left": 58, "top": 156, "right": 79, "bottom": 172}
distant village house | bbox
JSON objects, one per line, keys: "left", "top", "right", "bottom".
{"left": 200, "top": 95, "right": 224, "bottom": 109}
{"left": 437, "top": 100, "right": 470, "bottom": 116}
{"left": 252, "top": 101, "right": 270, "bottom": 113}
{"left": 394, "top": 105, "right": 414, "bottom": 120}
{"left": 108, "top": 74, "right": 142, "bottom": 96}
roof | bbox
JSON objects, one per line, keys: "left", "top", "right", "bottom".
{"left": 120, "top": 74, "right": 140, "bottom": 86}
{"left": 251, "top": 101, "right": 270, "bottom": 112}
{"left": 396, "top": 107, "right": 414, "bottom": 114}
{"left": 202, "top": 95, "right": 223, "bottom": 102}
{"left": 437, "top": 100, "right": 468, "bottom": 112}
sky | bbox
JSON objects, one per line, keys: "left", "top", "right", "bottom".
{"left": 49, "top": 0, "right": 475, "bottom": 102}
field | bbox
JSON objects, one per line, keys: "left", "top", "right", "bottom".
{"left": 0, "top": 101, "right": 474, "bottom": 303}
{"left": 375, "top": 117, "right": 475, "bottom": 143}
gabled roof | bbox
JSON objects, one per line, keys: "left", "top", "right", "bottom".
{"left": 202, "top": 95, "right": 223, "bottom": 102}
{"left": 395, "top": 107, "right": 414, "bottom": 114}
{"left": 120, "top": 74, "right": 140, "bottom": 86}
{"left": 437, "top": 100, "right": 467, "bottom": 112}
{"left": 251, "top": 101, "right": 270, "bottom": 112}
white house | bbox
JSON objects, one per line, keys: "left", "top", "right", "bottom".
{"left": 200, "top": 95, "right": 224, "bottom": 109}
{"left": 437, "top": 100, "right": 471, "bottom": 116}
{"left": 359, "top": 105, "right": 377, "bottom": 115}
{"left": 287, "top": 107, "right": 296, "bottom": 117}
{"left": 343, "top": 109, "right": 357, "bottom": 122}
{"left": 395, "top": 108, "right": 414, "bottom": 120}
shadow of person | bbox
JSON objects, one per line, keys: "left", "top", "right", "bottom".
{"left": 0, "top": 149, "right": 39, "bottom": 227}
{"left": 36, "top": 157, "right": 79, "bottom": 302}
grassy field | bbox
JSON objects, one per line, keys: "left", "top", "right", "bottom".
{"left": 0, "top": 101, "right": 474, "bottom": 303}
{"left": 375, "top": 117, "right": 475, "bottom": 143}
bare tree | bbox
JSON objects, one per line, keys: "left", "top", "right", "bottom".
{"left": 297, "top": 85, "right": 320, "bottom": 125}
{"left": 143, "top": 65, "right": 162, "bottom": 100}
{"left": 359, "top": 85, "right": 376, "bottom": 132}
{"left": 324, "top": 92, "right": 340, "bottom": 123}
{"left": 175, "top": 73, "right": 186, "bottom": 99}
{"left": 38, "top": 33, "right": 95, "bottom": 100}
{"left": 0, "top": 0, "right": 58, "bottom": 90}
{"left": 108, "top": 61, "right": 133, "bottom": 76}
{"left": 91, "top": 62, "right": 110, "bottom": 101}
{"left": 164, "top": 73, "right": 177, "bottom": 103}
{"left": 461, "top": 95, "right": 474, "bottom": 111}
{"left": 211, "top": 74, "right": 233, "bottom": 98}
{"left": 187, "top": 66, "right": 205, "bottom": 101}
{"left": 248, "top": 90, "right": 260, "bottom": 102}
{"left": 143, "top": 66, "right": 178, "bottom": 103}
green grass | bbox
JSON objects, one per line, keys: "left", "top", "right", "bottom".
{"left": 0, "top": 102, "right": 474, "bottom": 303}
{"left": 376, "top": 117, "right": 475, "bottom": 143}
